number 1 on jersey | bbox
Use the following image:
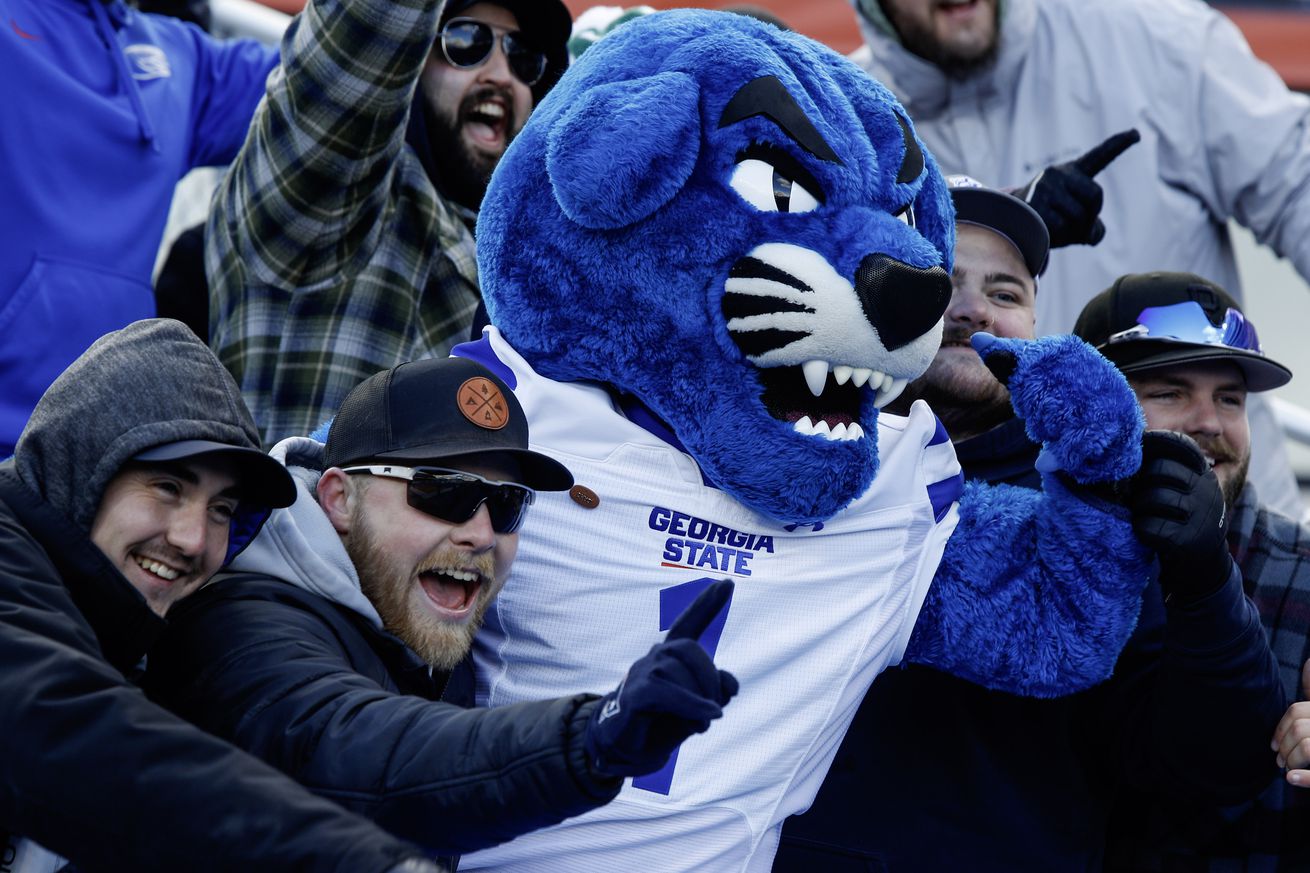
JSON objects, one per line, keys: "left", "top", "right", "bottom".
{"left": 633, "top": 577, "right": 734, "bottom": 795}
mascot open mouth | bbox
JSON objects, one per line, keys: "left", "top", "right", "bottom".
{"left": 757, "top": 363, "right": 908, "bottom": 441}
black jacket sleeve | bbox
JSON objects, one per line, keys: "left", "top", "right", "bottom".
{"left": 1096, "top": 564, "right": 1287, "bottom": 803}
{"left": 146, "top": 579, "right": 622, "bottom": 855}
{"left": 0, "top": 510, "right": 424, "bottom": 873}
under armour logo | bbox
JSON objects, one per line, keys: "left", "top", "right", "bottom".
{"left": 598, "top": 683, "right": 624, "bottom": 723}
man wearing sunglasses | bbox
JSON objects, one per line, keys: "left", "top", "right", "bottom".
{"left": 145, "top": 356, "right": 739, "bottom": 866}
{"left": 205, "top": 0, "right": 571, "bottom": 447}
{"left": 1, "top": 319, "right": 451, "bottom": 872}
{"left": 778, "top": 193, "right": 1289, "bottom": 871}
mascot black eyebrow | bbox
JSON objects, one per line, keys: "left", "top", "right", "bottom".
{"left": 455, "top": 10, "right": 1151, "bottom": 871}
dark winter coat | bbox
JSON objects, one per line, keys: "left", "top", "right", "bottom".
{"left": 775, "top": 415, "right": 1286, "bottom": 872}
{"left": 145, "top": 436, "right": 623, "bottom": 861}
{"left": 0, "top": 320, "right": 427, "bottom": 872}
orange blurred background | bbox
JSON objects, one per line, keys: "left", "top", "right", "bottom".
{"left": 247, "top": 0, "right": 1310, "bottom": 90}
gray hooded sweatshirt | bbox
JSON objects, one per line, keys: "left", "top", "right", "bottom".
{"left": 852, "top": 0, "right": 1310, "bottom": 334}
{"left": 1, "top": 318, "right": 426, "bottom": 872}
{"left": 14, "top": 317, "right": 267, "bottom": 532}
{"left": 851, "top": 0, "right": 1310, "bottom": 517}
{"left": 227, "top": 435, "right": 384, "bottom": 626}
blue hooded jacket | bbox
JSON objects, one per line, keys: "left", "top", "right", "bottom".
{"left": 0, "top": 0, "right": 276, "bottom": 456}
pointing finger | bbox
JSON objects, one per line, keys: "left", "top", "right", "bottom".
{"left": 665, "top": 579, "right": 734, "bottom": 642}
{"left": 1073, "top": 128, "right": 1141, "bottom": 177}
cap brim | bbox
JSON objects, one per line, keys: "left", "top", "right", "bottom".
{"left": 133, "top": 440, "right": 298, "bottom": 508}
{"left": 1101, "top": 341, "right": 1293, "bottom": 392}
{"left": 951, "top": 188, "right": 1050, "bottom": 277}
{"left": 371, "top": 445, "right": 575, "bottom": 492}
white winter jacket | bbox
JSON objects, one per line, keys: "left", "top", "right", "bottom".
{"left": 852, "top": 0, "right": 1310, "bottom": 517}
{"left": 853, "top": 0, "right": 1310, "bottom": 335}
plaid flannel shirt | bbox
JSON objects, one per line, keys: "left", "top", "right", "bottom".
{"left": 1219, "top": 483, "right": 1310, "bottom": 870}
{"left": 1109, "top": 483, "right": 1310, "bottom": 871}
{"left": 207, "top": 0, "right": 480, "bottom": 445}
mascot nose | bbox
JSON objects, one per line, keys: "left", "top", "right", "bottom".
{"left": 853, "top": 254, "right": 952, "bottom": 351}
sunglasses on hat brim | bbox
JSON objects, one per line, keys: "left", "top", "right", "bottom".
{"left": 1105, "top": 301, "right": 1263, "bottom": 355}
{"left": 440, "top": 17, "right": 548, "bottom": 88}
{"left": 342, "top": 464, "right": 535, "bottom": 534}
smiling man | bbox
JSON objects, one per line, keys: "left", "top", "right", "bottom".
{"left": 888, "top": 175, "right": 1047, "bottom": 476}
{"left": 145, "top": 356, "right": 740, "bottom": 869}
{"left": 0, "top": 318, "right": 455, "bottom": 872}
{"left": 208, "top": 0, "right": 571, "bottom": 445}
{"left": 1073, "top": 273, "right": 1310, "bottom": 869}
{"left": 777, "top": 197, "right": 1289, "bottom": 873}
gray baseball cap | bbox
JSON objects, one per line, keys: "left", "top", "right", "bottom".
{"left": 947, "top": 174, "right": 1050, "bottom": 278}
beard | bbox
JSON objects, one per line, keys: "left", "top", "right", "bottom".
{"left": 1192, "top": 435, "right": 1251, "bottom": 511}
{"left": 345, "top": 505, "right": 502, "bottom": 670}
{"left": 898, "top": 329, "right": 1014, "bottom": 439}
{"left": 886, "top": 2, "right": 1000, "bottom": 78}
{"left": 426, "top": 86, "right": 521, "bottom": 211}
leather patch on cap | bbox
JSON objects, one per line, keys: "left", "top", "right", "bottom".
{"left": 458, "top": 377, "right": 510, "bottom": 430}
{"left": 570, "top": 485, "right": 600, "bottom": 509}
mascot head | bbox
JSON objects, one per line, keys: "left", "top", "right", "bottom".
{"left": 478, "top": 10, "right": 955, "bottom": 524}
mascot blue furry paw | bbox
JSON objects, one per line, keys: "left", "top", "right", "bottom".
{"left": 456, "top": 10, "right": 1150, "bottom": 871}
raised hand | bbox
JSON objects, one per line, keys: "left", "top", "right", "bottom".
{"left": 1014, "top": 129, "right": 1140, "bottom": 247}
{"left": 970, "top": 332, "right": 1144, "bottom": 484}
{"left": 1129, "top": 430, "right": 1232, "bottom": 602}
{"left": 1271, "top": 659, "right": 1310, "bottom": 786}
{"left": 584, "top": 580, "right": 739, "bottom": 778}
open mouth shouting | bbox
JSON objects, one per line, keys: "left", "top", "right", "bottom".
{"left": 462, "top": 90, "right": 514, "bottom": 152}
{"left": 417, "top": 565, "right": 484, "bottom": 622}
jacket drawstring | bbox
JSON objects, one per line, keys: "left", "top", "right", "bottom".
{"left": 89, "top": 0, "right": 160, "bottom": 153}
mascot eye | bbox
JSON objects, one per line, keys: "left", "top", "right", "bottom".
{"left": 894, "top": 203, "right": 917, "bottom": 228}
{"left": 731, "top": 145, "right": 825, "bottom": 214}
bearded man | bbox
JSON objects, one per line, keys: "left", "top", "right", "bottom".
{"left": 146, "top": 357, "right": 740, "bottom": 870}
{"left": 777, "top": 191, "right": 1291, "bottom": 872}
{"left": 206, "top": 0, "right": 572, "bottom": 444}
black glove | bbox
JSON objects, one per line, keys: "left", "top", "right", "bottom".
{"left": 1014, "top": 129, "right": 1140, "bottom": 248}
{"left": 1129, "top": 430, "right": 1233, "bottom": 602}
{"left": 584, "top": 579, "right": 739, "bottom": 778}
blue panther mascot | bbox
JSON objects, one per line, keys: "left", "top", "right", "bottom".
{"left": 456, "top": 10, "right": 1150, "bottom": 872}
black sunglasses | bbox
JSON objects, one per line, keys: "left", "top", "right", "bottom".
{"left": 440, "top": 17, "right": 548, "bottom": 88}
{"left": 342, "top": 464, "right": 535, "bottom": 534}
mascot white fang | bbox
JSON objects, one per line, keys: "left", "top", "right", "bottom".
{"left": 456, "top": 10, "right": 1151, "bottom": 871}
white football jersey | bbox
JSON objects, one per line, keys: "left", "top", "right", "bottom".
{"left": 459, "top": 329, "right": 962, "bottom": 872}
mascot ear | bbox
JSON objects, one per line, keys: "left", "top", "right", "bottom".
{"left": 546, "top": 71, "right": 701, "bottom": 229}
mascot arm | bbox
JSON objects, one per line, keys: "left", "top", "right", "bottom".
{"left": 213, "top": 0, "right": 440, "bottom": 290}
{"left": 904, "top": 334, "right": 1152, "bottom": 697}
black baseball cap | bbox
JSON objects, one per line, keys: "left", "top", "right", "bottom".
{"left": 440, "top": 0, "right": 572, "bottom": 101}
{"left": 947, "top": 175, "right": 1050, "bottom": 278}
{"left": 133, "top": 440, "right": 297, "bottom": 509}
{"left": 323, "top": 357, "right": 573, "bottom": 491}
{"left": 1073, "top": 271, "right": 1292, "bottom": 392}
